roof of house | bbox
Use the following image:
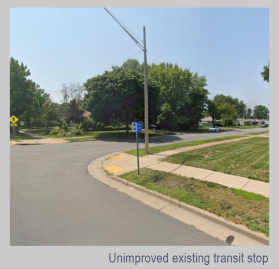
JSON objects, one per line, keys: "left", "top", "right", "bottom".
{"left": 83, "top": 110, "right": 91, "bottom": 119}
{"left": 201, "top": 117, "right": 220, "bottom": 121}
{"left": 237, "top": 118, "right": 252, "bottom": 122}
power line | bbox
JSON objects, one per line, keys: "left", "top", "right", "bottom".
{"left": 104, "top": 8, "right": 144, "bottom": 51}
{"left": 105, "top": 9, "right": 143, "bottom": 44}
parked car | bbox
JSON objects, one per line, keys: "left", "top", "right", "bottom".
{"left": 262, "top": 123, "right": 268, "bottom": 128}
{"left": 209, "top": 126, "right": 221, "bottom": 132}
{"left": 149, "top": 124, "right": 158, "bottom": 130}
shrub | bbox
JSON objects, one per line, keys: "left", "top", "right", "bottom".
{"left": 96, "top": 122, "right": 105, "bottom": 130}
{"left": 49, "top": 120, "right": 60, "bottom": 127}
{"left": 59, "top": 120, "right": 69, "bottom": 131}
{"left": 81, "top": 118, "right": 95, "bottom": 131}
{"left": 44, "top": 129, "right": 51, "bottom": 135}
{"left": 49, "top": 128, "right": 60, "bottom": 135}
{"left": 71, "top": 129, "right": 84, "bottom": 135}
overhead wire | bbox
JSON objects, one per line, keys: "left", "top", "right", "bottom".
{"left": 104, "top": 8, "right": 144, "bottom": 51}
{"left": 46, "top": 8, "right": 144, "bottom": 97}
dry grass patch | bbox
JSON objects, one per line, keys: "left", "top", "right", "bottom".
{"left": 120, "top": 168, "right": 269, "bottom": 236}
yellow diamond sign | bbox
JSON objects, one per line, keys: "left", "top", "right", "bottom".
{"left": 10, "top": 115, "right": 19, "bottom": 124}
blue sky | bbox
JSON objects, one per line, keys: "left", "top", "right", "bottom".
{"left": 10, "top": 8, "right": 269, "bottom": 109}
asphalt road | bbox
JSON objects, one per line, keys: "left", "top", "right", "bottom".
{"left": 10, "top": 128, "right": 267, "bottom": 246}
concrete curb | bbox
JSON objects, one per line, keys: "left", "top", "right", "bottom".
{"left": 88, "top": 151, "right": 269, "bottom": 246}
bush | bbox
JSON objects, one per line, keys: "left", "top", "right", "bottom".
{"left": 49, "top": 128, "right": 60, "bottom": 135}
{"left": 71, "top": 129, "right": 84, "bottom": 135}
{"left": 59, "top": 120, "right": 69, "bottom": 131}
{"left": 44, "top": 129, "right": 51, "bottom": 135}
{"left": 49, "top": 120, "right": 60, "bottom": 127}
{"left": 81, "top": 118, "right": 95, "bottom": 131}
{"left": 96, "top": 122, "right": 105, "bottom": 130}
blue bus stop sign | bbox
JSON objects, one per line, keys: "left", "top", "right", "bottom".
{"left": 132, "top": 122, "right": 142, "bottom": 133}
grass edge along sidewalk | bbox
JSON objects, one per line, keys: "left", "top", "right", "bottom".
{"left": 162, "top": 137, "right": 269, "bottom": 183}
{"left": 125, "top": 135, "right": 244, "bottom": 157}
{"left": 119, "top": 168, "right": 269, "bottom": 237}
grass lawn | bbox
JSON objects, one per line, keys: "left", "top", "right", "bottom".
{"left": 120, "top": 168, "right": 269, "bottom": 236}
{"left": 10, "top": 132, "right": 38, "bottom": 141}
{"left": 163, "top": 137, "right": 269, "bottom": 182}
{"left": 125, "top": 135, "right": 243, "bottom": 157}
{"left": 246, "top": 131, "right": 269, "bottom": 135}
{"left": 21, "top": 128, "right": 174, "bottom": 140}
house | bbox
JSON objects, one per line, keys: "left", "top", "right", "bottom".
{"left": 83, "top": 110, "right": 91, "bottom": 119}
{"left": 237, "top": 118, "right": 253, "bottom": 126}
{"left": 199, "top": 117, "right": 221, "bottom": 127}
{"left": 237, "top": 118, "right": 269, "bottom": 126}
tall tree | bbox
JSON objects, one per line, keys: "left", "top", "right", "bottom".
{"left": 10, "top": 57, "right": 49, "bottom": 129}
{"left": 207, "top": 100, "right": 221, "bottom": 126}
{"left": 40, "top": 100, "right": 60, "bottom": 129}
{"left": 261, "top": 62, "right": 269, "bottom": 83}
{"left": 246, "top": 108, "right": 252, "bottom": 118}
{"left": 67, "top": 99, "right": 84, "bottom": 124}
{"left": 83, "top": 68, "right": 160, "bottom": 134}
{"left": 214, "top": 94, "right": 246, "bottom": 118}
{"left": 219, "top": 103, "right": 238, "bottom": 127}
{"left": 148, "top": 62, "right": 208, "bottom": 129}
{"left": 157, "top": 103, "right": 175, "bottom": 130}
{"left": 10, "top": 57, "right": 32, "bottom": 118}
{"left": 120, "top": 59, "right": 143, "bottom": 73}
{"left": 253, "top": 105, "right": 269, "bottom": 119}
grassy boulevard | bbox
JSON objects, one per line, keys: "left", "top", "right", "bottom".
{"left": 125, "top": 135, "right": 243, "bottom": 157}
{"left": 120, "top": 168, "right": 269, "bottom": 236}
{"left": 163, "top": 137, "right": 269, "bottom": 182}
{"left": 9, "top": 132, "right": 38, "bottom": 141}
{"left": 122, "top": 134, "right": 269, "bottom": 236}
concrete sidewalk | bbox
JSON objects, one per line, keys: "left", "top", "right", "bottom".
{"left": 103, "top": 134, "right": 269, "bottom": 197}
{"left": 89, "top": 152, "right": 269, "bottom": 246}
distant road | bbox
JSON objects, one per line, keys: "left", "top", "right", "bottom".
{"left": 10, "top": 128, "right": 267, "bottom": 246}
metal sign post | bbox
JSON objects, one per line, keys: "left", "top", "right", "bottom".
{"left": 132, "top": 122, "right": 142, "bottom": 175}
{"left": 70, "top": 120, "right": 73, "bottom": 141}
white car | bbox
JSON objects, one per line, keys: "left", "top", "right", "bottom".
{"left": 209, "top": 126, "right": 221, "bottom": 132}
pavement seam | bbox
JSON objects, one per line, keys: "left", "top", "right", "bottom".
{"left": 240, "top": 179, "right": 252, "bottom": 190}
{"left": 158, "top": 204, "right": 171, "bottom": 211}
{"left": 201, "top": 170, "right": 216, "bottom": 180}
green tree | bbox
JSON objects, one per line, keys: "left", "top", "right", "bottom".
{"left": 148, "top": 62, "right": 208, "bottom": 129}
{"left": 83, "top": 68, "right": 160, "bottom": 134}
{"left": 219, "top": 103, "right": 238, "bottom": 127}
{"left": 207, "top": 100, "right": 221, "bottom": 126}
{"left": 10, "top": 57, "right": 50, "bottom": 129}
{"left": 246, "top": 108, "right": 252, "bottom": 118}
{"left": 67, "top": 99, "right": 84, "bottom": 124}
{"left": 157, "top": 103, "right": 175, "bottom": 130}
{"left": 261, "top": 62, "right": 269, "bottom": 83}
{"left": 10, "top": 57, "right": 34, "bottom": 126}
{"left": 253, "top": 105, "right": 269, "bottom": 119}
{"left": 120, "top": 59, "right": 143, "bottom": 73}
{"left": 40, "top": 100, "right": 60, "bottom": 129}
{"left": 214, "top": 94, "right": 246, "bottom": 118}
